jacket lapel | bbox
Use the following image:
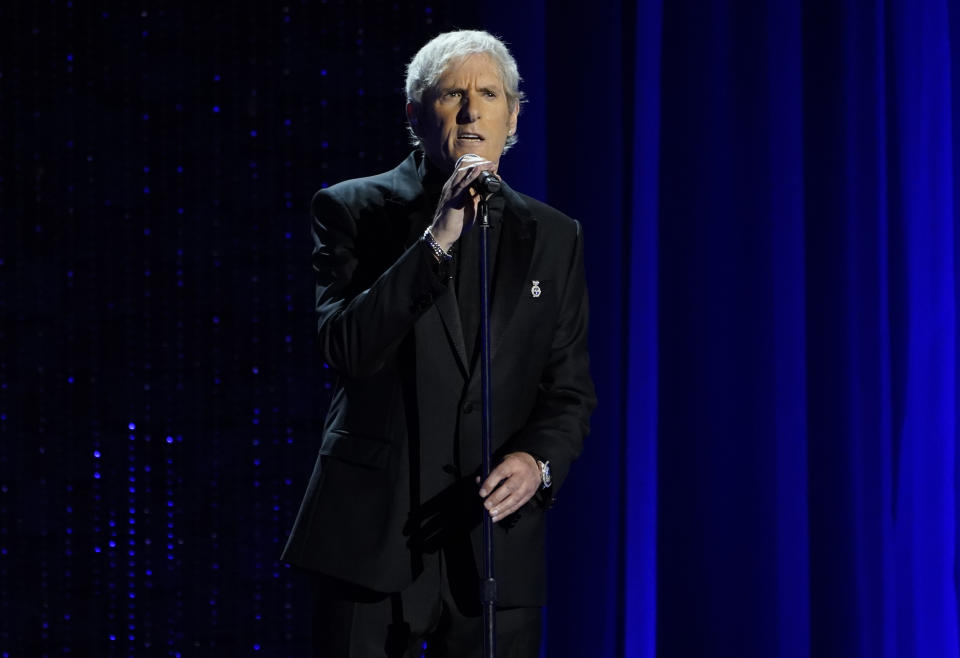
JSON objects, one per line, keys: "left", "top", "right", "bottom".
{"left": 489, "top": 183, "right": 537, "bottom": 362}
{"left": 434, "top": 289, "right": 469, "bottom": 376}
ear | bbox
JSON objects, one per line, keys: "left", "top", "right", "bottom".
{"left": 405, "top": 102, "right": 419, "bottom": 130}
{"left": 507, "top": 101, "right": 519, "bottom": 135}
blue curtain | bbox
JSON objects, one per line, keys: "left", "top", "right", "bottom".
{"left": 488, "top": 0, "right": 960, "bottom": 655}
{"left": 4, "top": 1, "right": 958, "bottom": 655}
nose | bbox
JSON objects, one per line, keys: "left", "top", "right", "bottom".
{"left": 457, "top": 93, "right": 479, "bottom": 123}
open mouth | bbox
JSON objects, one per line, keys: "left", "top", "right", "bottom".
{"left": 457, "top": 133, "right": 484, "bottom": 141}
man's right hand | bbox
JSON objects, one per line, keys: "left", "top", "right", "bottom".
{"left": 428, "top": 154, "right": 498, "bottom": 252}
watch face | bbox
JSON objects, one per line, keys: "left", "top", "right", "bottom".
{"left": 540, "top": 460, "right": 552, "bottom": 488}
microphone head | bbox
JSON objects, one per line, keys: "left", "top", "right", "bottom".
{"left": 474, "top": 170, "right": 501, "bottom": 195}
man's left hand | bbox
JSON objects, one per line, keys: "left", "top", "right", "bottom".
{"left": 477, "top": 452, "right": 541, "bottom": 523}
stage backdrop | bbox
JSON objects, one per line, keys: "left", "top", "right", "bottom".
{"left": 2, "top": 1, "right": 959, "bottom": 657}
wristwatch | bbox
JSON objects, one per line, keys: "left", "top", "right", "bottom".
{"left": 536, "top": 459, "right": 552, "bottom": 489}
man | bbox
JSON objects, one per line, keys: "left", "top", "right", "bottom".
{"left": 282, "top": 30, "right": 596, "bottom": 657}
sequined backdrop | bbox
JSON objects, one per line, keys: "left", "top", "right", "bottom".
{"left": 1, "top": 3, "right": 481, "bottom": 655}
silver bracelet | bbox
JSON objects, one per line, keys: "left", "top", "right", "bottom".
{"left": 422, "top": 227, "right": 453, "bottom": 263}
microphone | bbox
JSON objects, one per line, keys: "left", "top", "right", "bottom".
{"left": 472, "top": 170, "right": 501, "bottom": 196}
{"left": 456, "top": 154, "right": 502, "bottom": 196}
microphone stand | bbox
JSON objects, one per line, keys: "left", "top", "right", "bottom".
{"left": 477, "top": 192, "right": 497, "bottom": 658}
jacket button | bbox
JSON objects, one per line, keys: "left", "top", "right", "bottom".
{"left": 463, "top": 402, "right": 474, "bottom": 414}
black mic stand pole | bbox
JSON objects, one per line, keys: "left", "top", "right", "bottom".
{"left": 477, "top": 192, "right": 497, "bottom": 658}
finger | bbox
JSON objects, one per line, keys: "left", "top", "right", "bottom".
{"left": 478, "top": 468, "right": 509, "bottom": 497}
{"left": 454, "top": 153, "right": 492, "bottom": 170}
{"left": 484, "top": 480, "right": 514, "bottom": 509}
{"left": 448, "top": 167, "right": 484, "bottom": 202}
{"left": 483, "top": 458, "right": 521, "bottom": 492}
{"left": 491, "top": 489, "right": 537, "bottom": 522}
{"left": 454, "top": 153, "right": 484, "bottom": 169}
{"left": 455, "top": 164, "right": 485, "bottom": 185}
{"left": 441, "top": 172, "right": 482, "bottom": 213}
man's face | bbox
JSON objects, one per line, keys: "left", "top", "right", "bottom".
{"left": 411, "top": 53, "right": 519, "bottom": 173}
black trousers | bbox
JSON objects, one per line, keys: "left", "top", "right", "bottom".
{"left": 311, "top": 551, "right": 541, "bottom": 657}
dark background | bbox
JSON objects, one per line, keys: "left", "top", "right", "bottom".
{"left": 3, "top": 1, "right": 960, "bottom": 657}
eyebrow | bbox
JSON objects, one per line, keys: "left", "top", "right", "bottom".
{"left": 436, "top": 83, "right": 503, "bottom": 96}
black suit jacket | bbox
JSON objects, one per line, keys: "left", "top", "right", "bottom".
{"left": 281, "top": 152, "right": 596, "bottom": 607}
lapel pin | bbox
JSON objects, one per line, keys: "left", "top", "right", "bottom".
{"left": 531, "top": 280, "right": 542, "bottom": 298}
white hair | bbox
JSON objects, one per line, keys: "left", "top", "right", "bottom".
{"left": 404, "top": 30, "right": 525, "bottom": 152}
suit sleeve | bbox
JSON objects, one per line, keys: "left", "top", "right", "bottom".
{"left": 508, "top": 220, "right": 597, "bottom": 505}
{"left": 311, "top": 187, "right": 449, "bottom": 378}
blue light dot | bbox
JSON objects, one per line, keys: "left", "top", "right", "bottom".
{"left": 176, "top": 166, "right": 183, "bottom": 173}
{"left": 143, "top": 187, "right": 150, "bottom": 195}
{"left": 143, "top": 165, "right": 150, "bottom": 173}
{"left": 213, "top": 74, "right": 220, "bottom": 82}
{"left": 93, "top": 472, "right": 101, "bottom": 479}
{"left": 165, "top": 436, "right": 173, "bottom": 444}
{"left": 252, "top": 367, "right": 259, "bottom": 374}
{"left": 142, "top": 114, "right": 149, "bottom": 121}
{"left": 67, "top": 376, "right": 74, "bottom": 383}
{"left": 250, "top": 130, "right": 257, "bottom": 137}
{"left": 94, "top": 451, "right": 101, "bottom": 458}
{"left": 320, "top": 69, "right": 327, "bottom": 76}
{"left": 212, "top": 316, "right": 219, "bottom": 324}
{"left": 128, "top": 422, "right": 136, "bottom": 430}
{"left": 212, "top": 106, "right": 220, "bottom": 113}
{"left": 284, "top": 119, "right": 291, "bottom": 126}
{"left": 66, "top": 54, "right": 73, "bottom": 62}
{"left": 177, "top": 208, "right": 184, "bottom": 215}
